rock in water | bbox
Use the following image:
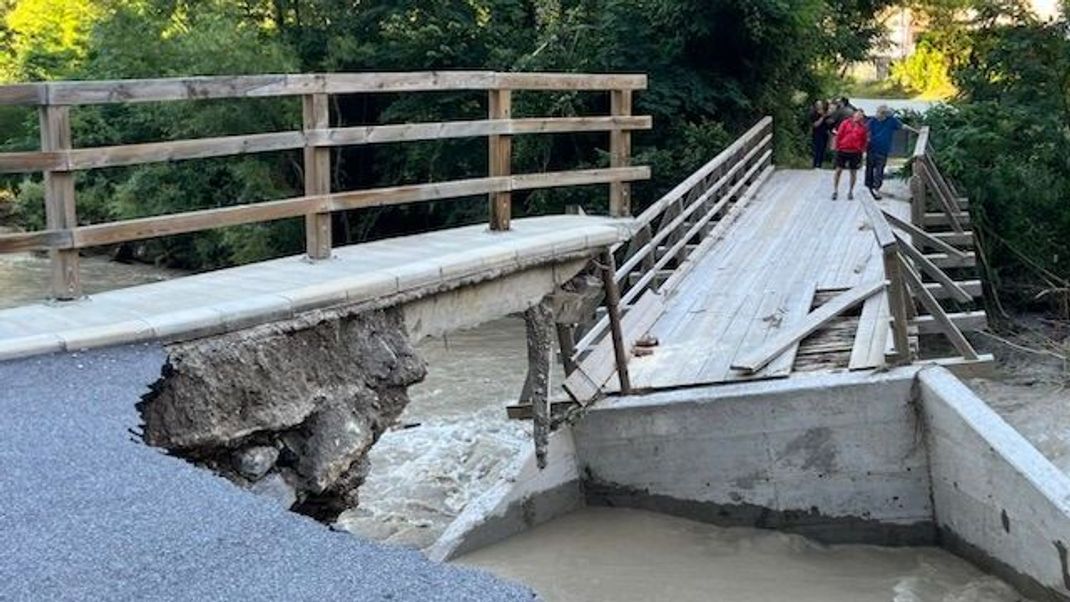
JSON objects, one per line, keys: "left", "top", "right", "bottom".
{"left": 138, "top": 307, "right": 427, "bottom": 521}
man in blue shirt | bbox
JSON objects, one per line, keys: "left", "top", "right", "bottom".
{"left": 865, "top": 105, "right": 918, "bottom": 199}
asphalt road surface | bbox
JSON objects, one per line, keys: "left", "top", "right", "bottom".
{"left": 0, "top": 344, "right": 533, "bottom": 601}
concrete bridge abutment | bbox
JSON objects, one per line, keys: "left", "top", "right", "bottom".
{"left": 433, "top": 368, "right": 1070, "bottom": 601}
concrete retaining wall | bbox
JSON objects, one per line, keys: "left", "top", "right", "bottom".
{"left": 919, "top": 367, "right": 1070, "bottom": 601}
{"left": 572, "top": 370, "right": 935, "bottom": 545}
{"left": 435, "top": 365, "right": 1070, "bottom": 602}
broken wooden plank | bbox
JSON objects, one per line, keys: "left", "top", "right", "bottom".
{"left": 926, "top": 279, "right": 982, "bottom": 299}
{"left": 849, "top": 291, "right": 891, "bottom": 370}
{"left": 731, "top": 280, "right": 885, "bottom": 374}
{"left": 600, "top": 250, "right": 632, "bottom": 395}
{"left": 563, "top": 290, "right": 664, "bottom": 403}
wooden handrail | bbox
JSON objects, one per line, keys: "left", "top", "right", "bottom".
{"left": 0, "top": 71, "right": 652, "bottom": 299}
{"left": 571, "top": 117, "right": 774, "bottom": 359}
{"left": 0, "top": 72, "right": 649, "bottom": 106}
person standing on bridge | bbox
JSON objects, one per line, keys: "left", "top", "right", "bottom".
{"left": 808, "top": 100, "right": 830, "bottom": 168}
{"left": 865, "top": 105, "right": 919, "bottom": 200}
{"left": 832, "top": 109, "right": 868, "bottom": 200}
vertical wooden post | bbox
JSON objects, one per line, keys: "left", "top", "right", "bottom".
{"left": 909, "top": 169, "right": 926, "bottom": 228}
{"left": 609, "top": 89, "right": 633, "bottom": 217}
{"left": 885, "top": 249, "right": 912, "bottom": 364}
{"left": 523, "top": 298, "right": 554, "bottom": 469}
{"left": 488, "top": 89, "right": 512, "bottom": 231}
{"left": 600, "top": 249, "right": 632, "bottom": 394}
{"left": 303, "top": 93, "right": 332, "bottom": 259}
{"left": 39, "top": 105, "right": 80, "bottom": 300}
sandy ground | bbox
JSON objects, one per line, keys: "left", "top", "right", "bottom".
{"left": 963, "top": 320, "right": 1070, "bottom": 474}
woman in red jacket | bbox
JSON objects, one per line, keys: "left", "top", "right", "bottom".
{"left": 832, "top": 109, "right": 869, "bottom": 200}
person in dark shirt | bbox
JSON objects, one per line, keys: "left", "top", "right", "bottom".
{"left": 809, "top": 99, "right": 830, "bottom": 168}
{"left": 865, "top": 105, "right": 919, "bottom": 199}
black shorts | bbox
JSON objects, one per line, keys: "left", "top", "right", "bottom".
{"left": 835, "top": 151, "right": 862, "bottom": 170}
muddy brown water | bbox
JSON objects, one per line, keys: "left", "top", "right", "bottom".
{"left": 0, "top": 252, "right": 182, "bottom": 309}
{"left": 0, "top": 253, "right": 1053, "bottom": 600}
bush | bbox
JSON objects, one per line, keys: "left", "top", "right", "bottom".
{"left": 890, "top": 42, "right": 956, "bottom": 100}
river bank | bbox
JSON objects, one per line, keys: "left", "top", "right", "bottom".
{"left": 0, "top": 251, "right": 182, "bottom": 309}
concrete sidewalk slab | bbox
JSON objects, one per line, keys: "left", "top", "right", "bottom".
{"left": 0, "top": 215, "right": 632, "bottom": 361}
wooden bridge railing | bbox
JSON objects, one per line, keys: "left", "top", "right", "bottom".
{"left": 0, "top": 72, "right": 652, "bottom": 299}
{"left": 570, "top": 116, "right": 774, "bottom": 364}
{"left": 910, "top": 126, "right": 964, "bottom": 232}
{"left": 855, "top": 127, "right": 981, "bottom": 365}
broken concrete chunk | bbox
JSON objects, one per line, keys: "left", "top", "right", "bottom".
{"left": 283, "top": 392, "right": 376, "bottom": 494}
{"left": 233, "top": 446, "right": 279, "bottom": 481}
{"left": 250, "top": 473, "right": 298, "bottom": 509}
{"left": 138, "top": 307, "right": 427, "bottom": 522}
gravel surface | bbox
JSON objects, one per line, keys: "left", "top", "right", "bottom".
{"left": 0, "top": 344, "right": 534, "bottom": 601}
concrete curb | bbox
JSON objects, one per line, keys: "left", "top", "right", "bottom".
{"left": 0, "top": 216, "right": 634, "bottom": 361}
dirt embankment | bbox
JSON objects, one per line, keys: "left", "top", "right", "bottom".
{"left": 138, "top": 307, "right": 427, "bottom": 520}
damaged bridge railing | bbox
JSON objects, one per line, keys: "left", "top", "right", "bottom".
{"left": 558, "top": 117, "right": 775, "bottom": 405}
{"left": 0, "top": 71, "right": 652, "bottom": 300}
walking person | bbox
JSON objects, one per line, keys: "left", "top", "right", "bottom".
{"left": 865, "top": 105, "right": 919, "bottom": 199}
{"left": 832, "top": 109, "right": 868, "bottom": 200}
{"left": 809, "top": 100, "right": 830, "bottom": 168}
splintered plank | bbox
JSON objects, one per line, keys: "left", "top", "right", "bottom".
{"left": 731, "top": 280, "right": 885, "bottom": 374}
{"left": 849, "top": 291, "right": 891, "bottom": 370}
{"left": 724, "top": 282, "right": 818, "bottom": 381}
{"left": 563, "top": 291, "right": 664, "bottom": 403}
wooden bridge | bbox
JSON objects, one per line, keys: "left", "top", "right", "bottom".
{"left": 0, "top": 72, "right": 988, "bottom": 403}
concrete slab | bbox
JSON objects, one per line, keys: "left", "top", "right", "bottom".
{"left": 0, "top": 215, "right": 631, "bottom": 361}
{"left": 573, "top": 369, "right": 936, "bottom": 546}
{"left": 919, "top": 367, "right": 1070, "bottom": 601}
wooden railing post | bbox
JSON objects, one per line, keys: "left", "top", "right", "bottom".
{"left": 39, "top": 105, "right": 80, "bottom": 300}
{"left": 909, "top": 168, "right": 926, "bottom": 228}
{"left": 884, "top": 249, "right": 912, "bottom": 364}
{"left": 488, "top": 88, "right": 512, "bottom": 231}
{"left": 609, "top": 89, "right": 633, "bottom": 217}
{"left": 303, "top": 93, "right": 332, "bottom": 259}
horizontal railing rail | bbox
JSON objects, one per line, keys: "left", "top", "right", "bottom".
{"left": 570, "top": 116, "right": 774, "bottom": 361}
{"left": 0, "top": 71, "right": 652, "bottom": 300}
{"left": 0, "top": 72, "right": 649, "bottom": 106}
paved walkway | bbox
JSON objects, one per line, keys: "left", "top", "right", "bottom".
{"left": 0, "top": 345, "right": 533, "bottom": 601}
{"left": 0, "top": 215, "right": 631, "bottom": 360}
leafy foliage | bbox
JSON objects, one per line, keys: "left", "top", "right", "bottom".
{"left": 0, "top": 0, "right": 894, "bottom": 270}
{"left": 918, "top": 6, "right": 1070, "bottom": 310}
{"left": 890, "top": 41, "right": 955, "bottom": 98}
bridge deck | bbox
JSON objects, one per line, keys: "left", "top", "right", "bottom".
{"left": 0, "top": 215, "right": 631, "bottom": 360}
{"left": 627, "top": 169, "right": 912, "bottom": 389}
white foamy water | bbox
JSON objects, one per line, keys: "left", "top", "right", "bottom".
{"left": 337, "top": 318, "right": 537, "bottom": 549}
{"left": 458, "top": 507, "right": 1032, "bottom": 602}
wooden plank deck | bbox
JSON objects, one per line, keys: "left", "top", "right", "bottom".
{"left": 626, "top": 169, "right": 913, "bottom": 390}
